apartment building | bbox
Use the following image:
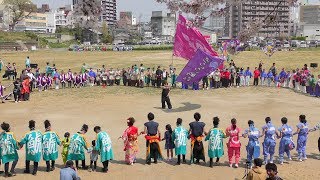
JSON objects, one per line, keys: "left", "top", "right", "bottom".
{"left": 225, "top": 0, "right": 290, "bottom": 38}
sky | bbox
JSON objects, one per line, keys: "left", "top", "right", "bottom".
{"left": 32, "top": 0, "right": 167, "bottom": 21}
{"left": 32, "top": 0, "right": 320, "bottom": 21}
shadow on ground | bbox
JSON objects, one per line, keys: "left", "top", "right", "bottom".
{"left": 154, "top": 102, "right": 201, "bottom": 113}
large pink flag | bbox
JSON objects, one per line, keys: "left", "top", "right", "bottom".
{"left": 173, "top": 15, "right": 218, "bottom": 60}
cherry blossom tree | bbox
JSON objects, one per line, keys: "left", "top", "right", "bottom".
{"left": 73, "top": 0, "right": 101, "bottom": 30}
{"left": 156, "top": 0, "right": 300, "bottom": 41}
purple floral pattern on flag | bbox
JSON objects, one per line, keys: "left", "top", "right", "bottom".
{"left": 176, "top": 49, "right": 224, "bottom": 85}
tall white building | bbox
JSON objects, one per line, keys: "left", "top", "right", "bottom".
{"left": 150, "top": 11, "right": 176, "bottom": 41}
{"left": 299, "top": 4, "right": 320, "bottom": 40}
{"left": 46, "top": 8, "right": 74, "bottom": 33}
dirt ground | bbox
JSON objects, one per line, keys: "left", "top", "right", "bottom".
{"left": 0, "top": 50, "right": 320, "bottom": 180}
{"left": 0, "top": 86, "right": 319, "bottom": 180}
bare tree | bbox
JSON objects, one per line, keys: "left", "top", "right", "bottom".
{"left": 156, "top": 0, "right": 299, "bottom": 41}
{"left": 2, "top": 0, "right": 36, "bottom": 31}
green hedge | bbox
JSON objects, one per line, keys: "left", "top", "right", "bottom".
{"left": 133, "top": 45, "right": 173, "bottom": 51}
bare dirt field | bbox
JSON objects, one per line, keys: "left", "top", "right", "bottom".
{"left": 0, "top": 50, "right": 320, "bottom": 180}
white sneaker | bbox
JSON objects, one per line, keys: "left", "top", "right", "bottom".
{"left": 303, "top": 157, "right": 307, "bottom": 160}
{"left": 235, "top": 164, "right": 239, "bottom": 168}
{"left": 288, "top": 158, "right": 292, "bottom": 161}
{"left": 229, "top": 164, "right": 233, "bottom": 168}
{"left": 270, "top": 161, "right": 273, "bottom": 164}
{"left": 280, "top": 161, "right": 283, "bottom": 165}
{"left": 299, "top": 159, "right": 303, "bottom": 162}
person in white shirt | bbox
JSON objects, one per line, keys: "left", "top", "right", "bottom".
{"left": 26, "top": 70, "right": 36, "bottom": 92}
{"left": 213, "top": 69, "right": 221, "bottom": 89}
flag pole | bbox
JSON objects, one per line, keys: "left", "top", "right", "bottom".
{"left": 172, "top": 11, "right": 177, "bottom": 67}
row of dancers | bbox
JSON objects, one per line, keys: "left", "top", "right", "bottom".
{"left": 0, "top": 113, "right": 319, "bottom": 178}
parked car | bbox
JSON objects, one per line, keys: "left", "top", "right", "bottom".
{"left": 267, "top": 41, "right": 274, "bottom": 46}
{"left": 283, "top": 41, "right": 290, "bottom": 48}
{"left": 309, "top": 40, "right": 317, "bottom": 47}
{"left": 291, "top": 40, "right": 299, "bottom": 47}
{"left": 300, "top": 41, "right": 307, "bottom": 48}
{"left": 275, "top": 40, "right": 282, "bottom": 48}
{"left": 251, "top": 41, "right": 259, "bottom": 47}
{"left": 258, "top": 41, "right": 267, "bottom": 48}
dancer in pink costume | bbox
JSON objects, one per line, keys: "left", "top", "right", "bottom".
{"left": 225, "top": 118, "right": 241, "bottom": 168}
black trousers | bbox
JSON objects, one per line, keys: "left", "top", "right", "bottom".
{"left": 161, "top": 96, "right": 172, "bottom": 109}
{"left": 156, "top": 78, "right": 161, "bottom": 88}
{"left": 230, "top": 76, "right": 234, "bottom": 86}
{"left": 115, "top": 79, "right": 120, "bottom": 85}
{"left": 13, "top": 91, "right": 20, "bottom": 101}
{"left": 4, "top": 161, "right": 18, "bottom": 174}
{"left": 222, "top": 78, "right": 229, "bottom": 88}
{"left": 151, "top": 79, "right": 156, "bottom": 87}
{"left": 236, "top": 77, "right": 240, "bottom": 86}
{"left": 75, "top": 160, "right": 86, "bottom": 168}
{"left": 225, "top": 79, "right": 230, "bottom": 88}
{"left": 102, "top": 160, "right": 109, "bottom": 172}
{"left": 177, "top": 155, "right": 186, "bottom": 164}
{"left": 25, "top": 160, "right": 38, "bottom": 174}
{"left": 61, "top": 82, "right": 66, "bottom": 89}
{"left": 68, "top": 81, "right": 72, "bottom": 88}
{"left": 109, "top": 80, "right": 114, "bottom": 86}
{"left": 210, "top": 157, "right": 220, "bottom": 163}
{"left": 29, "top": 81, "right": 33, "bottom": 92}
{"left": 292, "top": 80, "right": 296, "bottom": 88}
{"left": 146, "top": 141, "right": 159, "bottom": 163}
{"left": 123, "top": 77, "right": 127, "bottom": 86}
{"left": 193, "top": 141, "right": 205, "bottom": 162}
{"left": 90, "top": 161, "right": 97, "bottom": 170}
{"left": 209, "top": 158, "right": 220, "bottom": 167}
{"left": 13, "top": 72, "right": 17, "bottom": 80}
{"left": 202, "top": 79, "right": 208, "bottom": 88}
{"left": 23, "top": 93, "right": 30, "bottom": 101}
{"left": 253, "top": 78, "right": 259, "bottom": 86}
{"left": 46, "top": 160, "right": 55, "bottom": 171}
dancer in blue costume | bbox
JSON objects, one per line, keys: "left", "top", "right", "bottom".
{"left": 278, "top": 117, "right": 294, "bottom": 165}
{"left": 260, "top": 117, "right": 279, "bottom": 164}
{"left": 242, "top": 120, "right": 261, "bottom": 167}
{"left": 293, "top": 115, "right": 309, "bottom": 162}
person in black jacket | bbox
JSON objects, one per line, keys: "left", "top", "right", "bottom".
{"left": 161, "top": 82, "right": 172, "bottom": 109}
{"left": 13, "top": 78, "right": 21, "bottom": 103}
{"left": 155, "top": 66, "right": 163, "bottom": 88}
